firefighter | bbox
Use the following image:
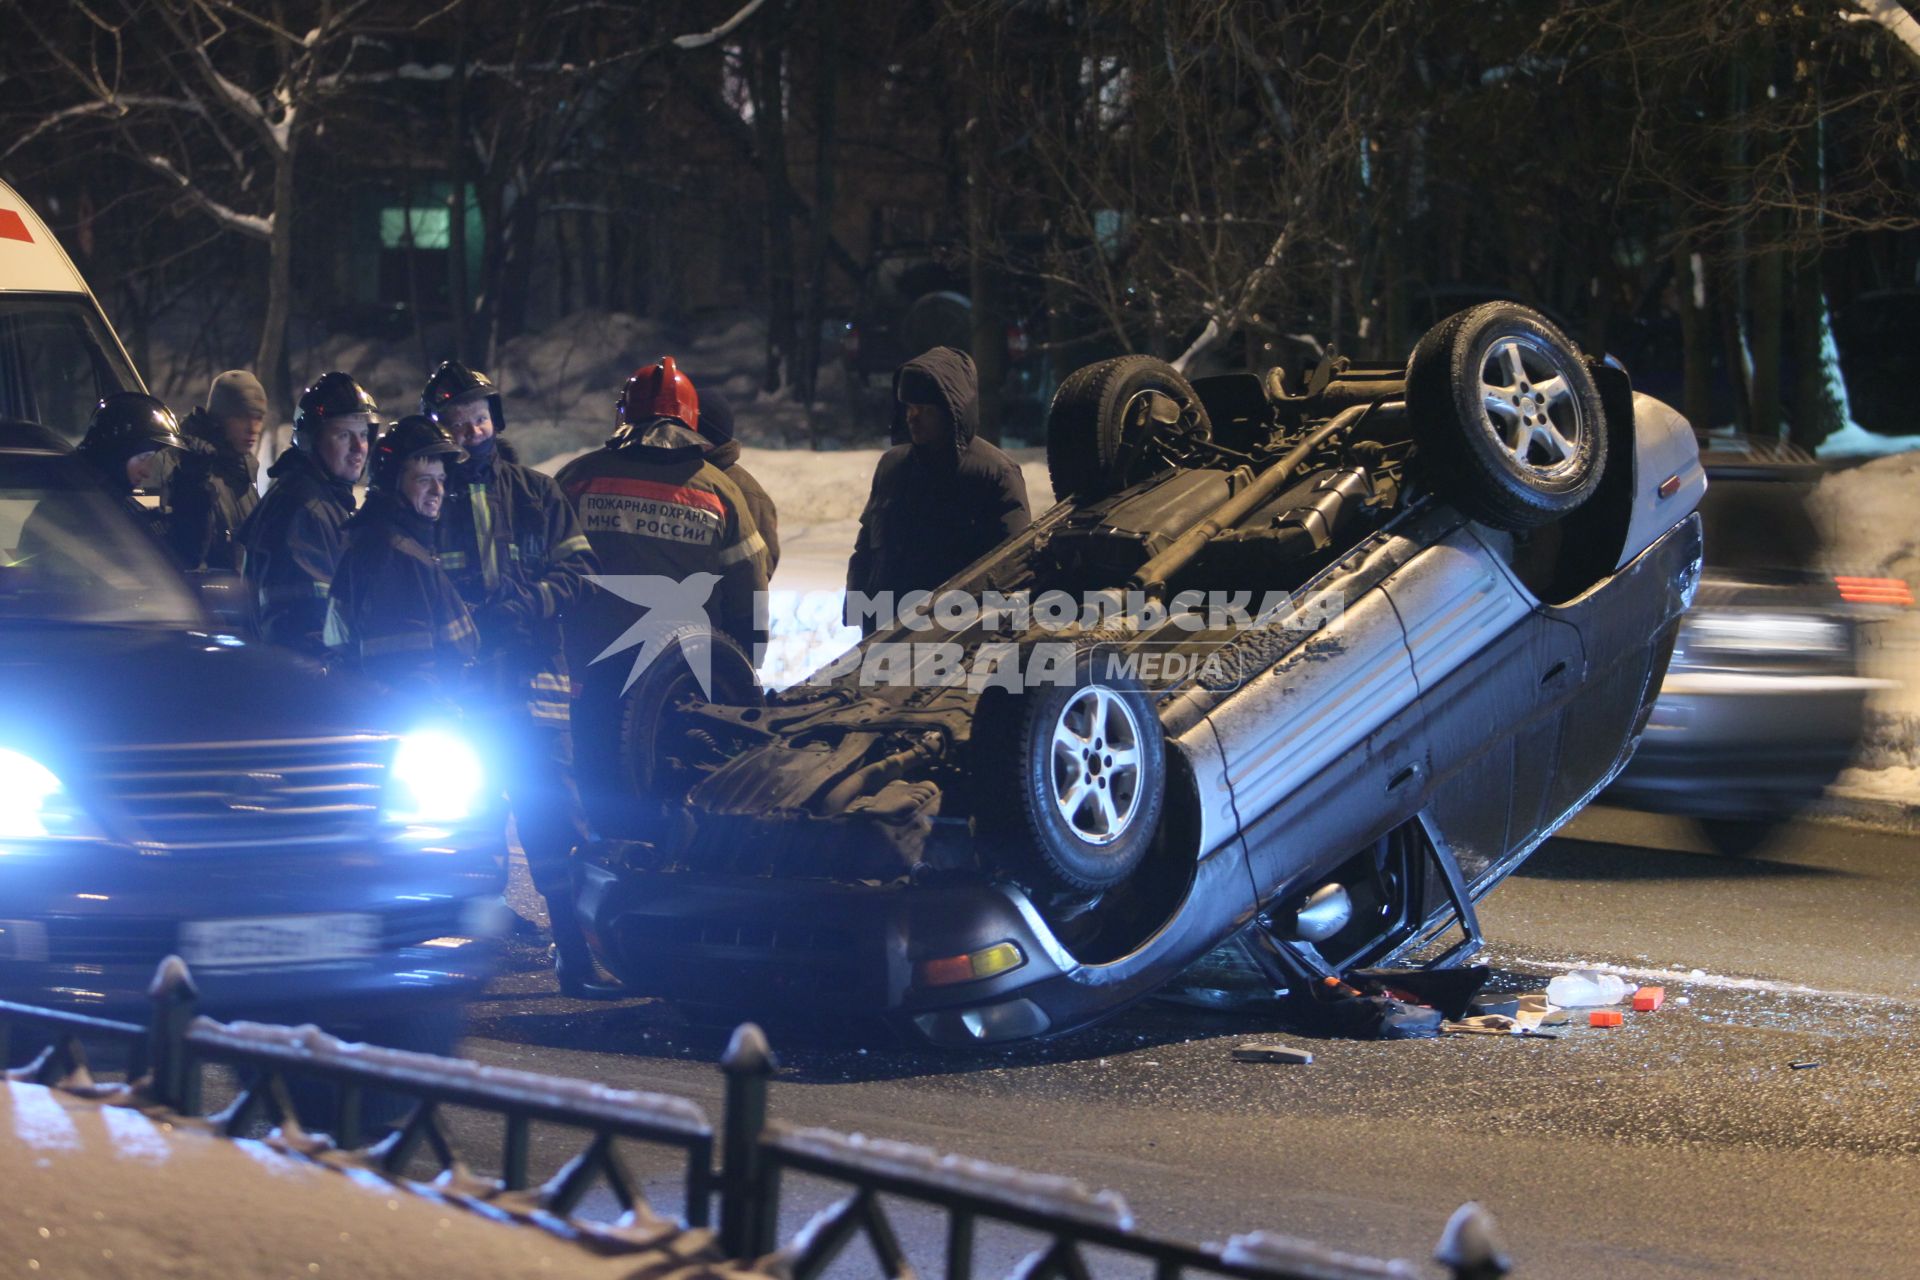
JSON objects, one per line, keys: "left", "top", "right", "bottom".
{"left": 419, "top": 360, "right": 613, "bottom": 999}
{"left": 74, "top": 393, "right": 187, "bottom": 528}
{"left": 240, "top": 372, "right": 373, "bottom": 657}
{"left": 845, "top": 347, "right": 1030, "bottom": 633}
{"left": 555, "top": 357, "right": 769, "bottom": 832}
{"left": 693, "top": 387, "right": 780, "bottom": 576}
{"left": 21, "top": 393, "right": 186, "bottom": 564}
{"left": 166, "top": 370, "right": 266, "bottom": 572}
{"left": 323, "top": 415, "right": 476, "bottom": 692}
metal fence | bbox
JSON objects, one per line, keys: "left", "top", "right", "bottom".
{"left": 0, "top": 958, "right": 1510, "bottom": 1280}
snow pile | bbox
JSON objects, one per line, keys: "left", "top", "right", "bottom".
{"left": 0, "top": 1079, "right": 712, "bottom": 1279}
{"left": 1810, "top": 450, "right": 1920, "bottom": 583}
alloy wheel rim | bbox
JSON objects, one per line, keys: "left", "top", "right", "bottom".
{"left": 1477, "top": 333, "right": 1587, "bottom": 479}
{"left": 1048, "top": 686, "right": 1144, "bottom": 847}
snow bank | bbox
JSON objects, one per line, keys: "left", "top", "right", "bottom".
{"left": 0, "top": 1079, "right": 723, "bottom": 1279}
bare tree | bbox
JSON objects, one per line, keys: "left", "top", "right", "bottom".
{"left": 5, "top": 0, "right": 401, "bottom": 414}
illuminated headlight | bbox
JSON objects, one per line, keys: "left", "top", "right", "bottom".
{"left": 383, "top": 729, "right": 487, "bottom": 825}
{"left": 0, "top": 748, "right": 101, "bottom": 840}
{"left": 1684, "top": 612, "right": 1847, "bottom": 656}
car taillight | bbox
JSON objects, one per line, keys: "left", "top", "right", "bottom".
{"left": 915, "top": 941, "right": 1026, "bottom": 988}
{"left": 1005, "top": 321, "right": 1031, "bottom": 362}
{"left": 1835, "top": 575, "right": 1913, "bottom": 607}
{"left": 841, "top": 323, "right": 860, "bottom": 361}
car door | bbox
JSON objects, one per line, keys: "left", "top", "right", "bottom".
{"left": 1378, "top": 524, "right": 1584, "bottom": 885}
{"left": 1199, "top": 531, "right": 1428, "bottom": 904}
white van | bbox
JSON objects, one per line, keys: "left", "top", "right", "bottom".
{"left": 0, "top": 180, "right": 146, "bottom": 441}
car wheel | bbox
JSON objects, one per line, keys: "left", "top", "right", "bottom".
{"left": 1405, "top": 302, "right": 1607, "bottom": 530}
{"left": 987, "top": 650, "right": 1168, "bottom": 895}
{"left": 618, "top": 628, "right": 762, "bottom": 808}
{"left": 1695, "top": 817, "right": 1782, "bottom": 857}
{"left": 1046, "top": 355, "right": 1212, "bottom": 502}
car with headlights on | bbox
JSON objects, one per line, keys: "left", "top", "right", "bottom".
{"left": 1609, "top": 434, "right": 1903, "bottom": 853}
{"left": 0, "top": 418, "right": 504, "bottom": 1056}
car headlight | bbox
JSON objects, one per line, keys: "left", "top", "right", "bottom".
{"left": 0, "top": 747, "right": 101, "bottom": 840}
{"left": 1684, "top": 611, "right": 1848, "bottom": 656}
{"left": 383, "top": 729, "right": 488, "bottom": 825}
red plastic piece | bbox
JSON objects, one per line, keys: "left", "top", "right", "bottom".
{"left": 1589, "top": 1010, "right": 1624, "bottom": 1028}
{"left": 1633, "top": 985, "right": 1666, "bottom": 1012}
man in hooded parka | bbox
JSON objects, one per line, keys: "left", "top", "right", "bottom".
{"left": 844, "top": 346, "right": 1030, "bottom": 633}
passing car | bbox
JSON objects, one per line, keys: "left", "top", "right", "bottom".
{"left": 1609, "top": 434, "right": 1905, "bottom": 853}
{"left": 579, "top": 303, "right": 1705, "bottom": 1046}
{"left": 0, "top": 418, "right": 504, "bottom": 1055}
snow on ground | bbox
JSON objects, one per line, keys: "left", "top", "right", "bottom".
{"left": 0, "top": 1080, "right": 711, "bottom": 1279}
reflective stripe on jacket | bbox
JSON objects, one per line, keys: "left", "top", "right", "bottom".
{"left": 240, "top": 447, "right": 356, "bottom": 657}
{"left": 324, "top": 494, "right": 477, "bottom": 693}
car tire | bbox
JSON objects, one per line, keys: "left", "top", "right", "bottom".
{"left": 1405, "top": 302, "right": 1607, "bottom": 530}
{"left": 1046, "top": 355, "right": 1212, "bottom": 502}
{"left": 986, "top": 648, "right": 1168, "bottom": 896}
{"left": 1695, "top": 817, "right": 1782, "bottom": 858}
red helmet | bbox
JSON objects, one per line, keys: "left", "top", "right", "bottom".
{"left": 616, "top": 356, "right": 699, "bottom": 434}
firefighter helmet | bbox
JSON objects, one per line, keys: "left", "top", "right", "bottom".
{"left": 614, "top": 356, "right": 699, "bottom": 437}
{"left": 420, "top": 360, "right": 505, "bottom": 435}
{"left": 293, "top": 372, "right": 379, "bottom": 445}
{"left": 77, "top": 393, "right": 186, "bottom": 479}
{"left": 370, "top": 414, "right": 465, "bottom": 493}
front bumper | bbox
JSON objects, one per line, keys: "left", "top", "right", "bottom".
{"left": 580, "top": 860, "right": 1070, "bottom": 1045}
{"left": 0, "top": 836, "right": 506, "bottom": 1029}
{"left": 1611, "top": 670, "right": 1881, "bottom": 817}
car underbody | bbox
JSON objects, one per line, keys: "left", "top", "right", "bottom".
{"left": 579, "top": 303, "right": 1706, "bottom": 1044}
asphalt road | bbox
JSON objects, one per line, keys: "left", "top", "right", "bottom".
{"left": 456, "top": 806, "right": 1920, "bottom": 1279}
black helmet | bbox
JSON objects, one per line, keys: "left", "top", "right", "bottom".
{"left": 370, "top": 414, "right": 465, "bottom": 492}
{"left": 421, "top": 360, "right": 504, "bottom": 434}
{"left": 78, "top": 393, "right": 186, "bottom": 480}
{"left": 294, "top": 372, "right": 379, "bottom": 445}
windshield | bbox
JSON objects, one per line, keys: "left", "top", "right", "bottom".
{"left": 0, "top": 452, "right": 203, "bottom": 628}
{"left": 0, "top": 293, "right": 144, "bottom": 442}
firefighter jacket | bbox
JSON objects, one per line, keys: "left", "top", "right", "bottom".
{"left": 704, "top": 438, "right": 780, "bottom": 576}
{"left": 239, "top": 446, "right": 356, "bottom": 657}
{"left": 555, "top": 421, "right": 769, "bottom": 664}
{"left": 165, "top": 409, "right": 260, "bottom": 572}
{"left": 435, "top": 438, "right": 597, "bottom": 727}
{"left": 323, "top": 492, "right": 478, "bottom": 693}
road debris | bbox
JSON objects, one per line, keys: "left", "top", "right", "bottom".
{"left": 1231, "top": 1042, "right": 1314, "bottom": 1065}
{"left": 1589, "top": 1010, "right": 1624, "bottom": 1027}
{"left": 1789, "top": 1060, "right": 1822, "bottom": 1070}
{"left": 1633, "top": 985, "right": 1666, "bottom": 1011}
{"left": 1546, "top": 970, "right": 1634, "bottom": 1007}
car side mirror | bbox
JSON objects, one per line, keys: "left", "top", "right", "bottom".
{"left": 191, "top": 570, "right": 257, "bottom": 639}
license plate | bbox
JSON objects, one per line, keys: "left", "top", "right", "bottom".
{"left": 179, "top": 914, "right": 381, "bottom": 969}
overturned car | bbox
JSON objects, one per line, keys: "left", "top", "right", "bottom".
{"left": 576, "top": 303, "right": 1706, "bottom": 1046}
